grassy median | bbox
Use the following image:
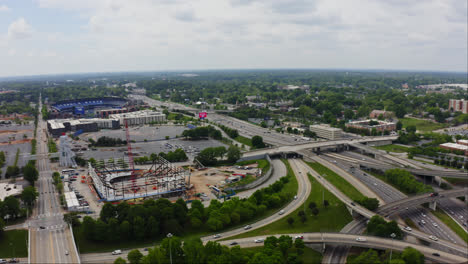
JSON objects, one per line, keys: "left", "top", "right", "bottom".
{"left": 225, "top": 172, "right": 352, "bottom": 239}
{"left": 306, "top": 161, "right": 366, "bottom": 201}
{"left": 240, "top": 246, "right": 322, "bottom": 264}
{"left": 0, "top": 230, "right": 28, "bottom": 257}
{"left": 431, "top": 208, "right": 468, "bottom": 244}
{"left": 373, "top": 144, "right": 410, "bottom": 153}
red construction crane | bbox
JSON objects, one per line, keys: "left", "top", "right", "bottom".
{"left": 124, "top": 119, "right": 137, "bottom": 191}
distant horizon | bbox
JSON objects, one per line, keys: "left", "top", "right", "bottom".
{"left": 1, "top": 67, "right": 467, "bottom": 81}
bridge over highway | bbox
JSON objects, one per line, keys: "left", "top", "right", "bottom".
{"left": 219, "top": 233, "right": 467, "bottom": 264}
{"left": 377, "top": 188, "right": 468, "bottom": 216}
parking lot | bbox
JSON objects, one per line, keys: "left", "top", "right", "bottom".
{"left": 66, "top": 170, "right": 102, "bottom": 218}
{"left": 0, "top": 122, "right": 34, "bottom": 179}
{"left": 80, "top": 125, "right": 187, "bottom": 142}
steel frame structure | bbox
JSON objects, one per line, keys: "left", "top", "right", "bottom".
{"left": 89, "top": 155, "right": 189, "bottom": 202}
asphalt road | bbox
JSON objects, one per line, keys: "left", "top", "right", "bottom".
{"left": 29, "top": 97, "right": 80, "bottom": 264}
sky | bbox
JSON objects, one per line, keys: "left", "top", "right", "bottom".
{"left": 0, "top": 0, "right": 466, "bottom": 77}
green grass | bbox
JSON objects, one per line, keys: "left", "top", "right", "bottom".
{"left": 399, "top": 117, "right": 448, "bottom": 132}
{"left": 306, "top": 162, "right": 366, "bottom": 201}
{"left": 0, "top": 230, "right": 28, "bottom": 258}
{"left": 226, "top": 175, "right": 257, "bottom": 187}
{"left": 225, "top": 171, "right": 352, "bottom": 239}
{"left": 403, "top": 218, "right": 420, "bottom": 231}
{"left": 236, "top": 159, "right": 270, "bottom": 175}
{"left": 431, "top": 209, "right": 468, "bottom": 244}
{"left": 48, "top": 139, "right": 57, "bottom": 153}
{"left": 239, "top": 246, "right": 322, "bottom": 264}
{"left": 234, "top": 136, "right": 253, "bottom": 147}
{"left": 374, "top": 144, "right": 410, "bottom": 153}
{"left": 74, "top": 159, "right": 298, "bottom": 253}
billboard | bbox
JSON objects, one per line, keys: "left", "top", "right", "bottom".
{"left": 199, "top": 112, "right": 207, "bottom": 119}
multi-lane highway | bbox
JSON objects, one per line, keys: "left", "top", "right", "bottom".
{"left": 29, "top": 96, "right": 80, "bottom": 264}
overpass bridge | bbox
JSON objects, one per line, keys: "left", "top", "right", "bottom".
{"left": 377, "top": 188, "right": 468, "bottom": 216}
{"left": 219, "top": 233, "right": 467, "bottom": 263}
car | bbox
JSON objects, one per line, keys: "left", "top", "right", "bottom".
{"left": 244, "top": 225, "right": 252, "bottom": 230}
{"left": 0, "top": 259, "right": 7, "bottom": 264}
{"left": 278, "top": 210, "right": 285, "bottom": 215}
{"left": 65, "top": 250, "right": 69, "bottom": 255}
{"left": 432, "top": 253, "right": 440, "bottom": 257}
{"left": 40, "top": 226, "right": 46, "bottom": 229}
{"left": 350, "top": 202, "right": 356, "bottom": 206}
{"left": 294, "top": 195, "right": 297, "bottom": 200}
{"left": 112, "top": 250, "right": 122, "bottom": 255}
{"left": 405, "top": 207, "right": 409, "bottom": 210}
{"left": 254, "top": 239, "right": 264, "bottom": 243}
{"left": 433, "top": 223, "right": 438, "bottom": 227}
{"left": 8, "top": 259, "right": 19, "bottom": 263}
{"left": 429, "top": 235, "right": 438, "bottom": 241}
{"left": 213, "top": 234, "right": 221, "bottom": 239}
{"left": 404, "top": 226, "right": 412, "bottom": 231}
{"left": 459, "top": 215, "right": 464, "bottom": 219}
{"left": 294, "top": 235, "right": 304, "bottom": 239}
{"left": 144, "top": 248, "right": 149, "bottom": 251}
{"left": 355, "top": 237, "right": 367, "bottom": 242}
{"left": 421, "top": 213, "right": 426, "bottom": 217}
{"left": 361, "top": 158, "right": 366, "bottom": 161}
{"left": 421, "top": 220, "right": 426, "bottom": 224}
{"left": 229, "top": 241, "right": 238, "bottom": 246}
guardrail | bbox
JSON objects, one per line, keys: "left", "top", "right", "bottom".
{"left": 230, "top": 154, "right": 274, "bottom": 191}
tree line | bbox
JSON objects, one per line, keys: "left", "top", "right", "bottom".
{"left": 133, "top": 149, "right": 189, "bottom": 164}
{"left": 384, "top": 169, "right": 433, "bottom": 194}
{"left": 89, "top": 136, "right": 127, "bottom": 147}
{"left": 76, "top": 175, "right": 293, "bottom": 243}
{"left": 182, "top": 126, "right": 222, "bottom": 140}
{"left": 350, "top": 247, "right": 424, "bottom": 264}
{"left": 115, "top": 234, "right": 306, "bottom": 264}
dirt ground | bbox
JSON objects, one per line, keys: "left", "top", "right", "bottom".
{"left": 189, "top": 163, "right": 260, "bottom": 197}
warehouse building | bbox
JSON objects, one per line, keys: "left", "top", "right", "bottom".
{"left": 439, "top": 142, "right": 468, "bottom": 156}
{"left": 109, "top": 110, "right": 166, "bottom": 125}
{"left": 48, "top": 118, "right": 120, "bottom": 137}
{"left": 309, "top": 124, "right": 342, "bottom": 140}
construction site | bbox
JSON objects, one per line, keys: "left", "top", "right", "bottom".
{"left": 84, "top": 119, "right": 191, "bottom": 202}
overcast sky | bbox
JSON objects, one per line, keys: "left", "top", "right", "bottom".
{"left": 0, "top": 0, "right": 466, "bottom": 77}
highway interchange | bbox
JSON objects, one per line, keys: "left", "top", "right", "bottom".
{"left": 19, "top": 94, "right": 467, "bottom": 263}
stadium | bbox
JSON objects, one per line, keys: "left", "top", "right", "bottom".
{"left": 50, "top": 97, "right": 128, "bottom": 118}
{"left": 88, "top": 156, "right": 190, "bottom": 202}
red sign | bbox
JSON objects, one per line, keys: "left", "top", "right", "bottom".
{"left": 199, "top": 112, "right": 207, "bottom": 119}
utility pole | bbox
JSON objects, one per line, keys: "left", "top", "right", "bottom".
{"left": 389, "top": 233, "right": 396, "bottom": 262}
{"left": 167, "top": 233, "right": 173, "bottom": 264}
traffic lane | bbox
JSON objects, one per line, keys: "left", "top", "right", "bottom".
{"left": 220, "top": 233, "right": 467, "bottom": 263}
{"left": 438, "top": 199, "right": 468, "bottom": 230}
{"left": 82, "top": 248, "right": 150, "bottom": 264}
{"left": 202, "top": 159, "right": 310, "bottom": 242}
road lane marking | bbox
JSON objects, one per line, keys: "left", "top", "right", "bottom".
{"left": 49, "top": 230, "right": 56, "bottom": 264}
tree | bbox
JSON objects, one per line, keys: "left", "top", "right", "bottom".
{"left": 251, "top": 135, "right": 265, "bottom": 148}
{"left": 396, "top": 121, "right": 403, "bottom": 130}
{"left": 402, "top": 247, "right": 424, "bottom": 264}
{"left": 349, "top": 249, "right": 381, "bottom": 264}
{"left": 114, "top": 257, "right": 127, "bottom": 264}
{"left": 358, "top": 197, "right": 379, "bottom": 211}
{"left": 127, "top": 249, "right": 143, "bottom": 264}
{"left": 287, "top": 217, "right": 294, "bottom": 226}
{"left": 82, "top": 216, "right": 96, "bottom": 240}
{"left": 406, "top": 125, "right": 416, "bottom": 133}
{"left": 308, "top": 202, "right": 316, "bottom": 210}
{"left": 0, "top": 218, "right": 5, "bottom": 237}
{"left": 323, "top": 200, "right": 329, "bottom": 208}
{"left": 294, "top": 237, "right": 305, "bottom": 255}
{"left": 311, "top": 208, "right": 319, "bottom": 217}
{"left": 227, "top": 145, "right": 242, "bottom": 163}
{"left": 21, "top": 186, "right": 39, "bottom": 206}
{"left": 23, "top": 163, "right": 39, "bottom": 184}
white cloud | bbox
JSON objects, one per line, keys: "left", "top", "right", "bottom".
{"left": 0, "top": 4, "right": 10, "bottom": 12}
{"left": 0, "top": 0, "right": 466, "bottom": 76}
{"left": 7, "top": 18, "right": 33, "bottom": 39}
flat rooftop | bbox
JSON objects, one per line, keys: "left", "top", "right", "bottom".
{"left": 0, "top": 183, "right": 23, "bottom": 201}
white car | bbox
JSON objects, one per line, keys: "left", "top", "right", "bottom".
{"left": 355, "top": 237, "right": 367, "bottom": 242}
{"left": 429, "top": 235, "right": 438, "bottom": 241}
{"left": 421, "top": 220, "right": 426, "bottom": 225}
{"left": 404, "top": 226, "right": 412, "bottom": 231}
{"left": 213, "top": 234, "right": 221, "bottom": 239}
{"left": 278, "top": 210, "right": 285, "bottom": 215}
{"left": 294, "top": 196, "right": 298, "bottom": 200}
{"left": 244, "top": 225, "right": 252, "bottom": 230}
{"left": 112, "top": 250, "right": 122, "bottom": 255}
{"left": 433, "top": 223, "right": 438, "bottom": 227}
{"left": 254, "top": 239, "right": 264, "bottom": 243}
{"left": 422, "top": 213, "right": 426, "bottom": 217}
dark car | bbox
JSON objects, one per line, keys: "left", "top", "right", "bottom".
{"left": 432, "top": 253, "right": 440, "bottom": 257}
{"left": 229, "top": 242, "right": 238, "bottom": 246}
{"left": 40, "top": 226, "right": 45, "bottom": 229}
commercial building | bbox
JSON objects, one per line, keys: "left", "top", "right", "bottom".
{"left": 109, "top": 110, "right": 166, "bottom": 126}
{"left": 48, "top": 118, "right": 120, "bottom": 137}
{"left": 456, "top": 139, "right": 468, "bottom": 146}
{"left": 0, "top": 183, "right": 23, "bottom": 201}
{"left": 346, "top": 119, "right": 396, "bottom": 132}
{"left": 439, "top": 142, "right": 468, "bottom": 156}
{"left": 64, "top": 191, "right": 81, "bottom": 211}
{"left": 309, "top": 125, "right": 342, "bottom": 140}
{"left": 449, "top": 99, "right": 468, "bottom": 114}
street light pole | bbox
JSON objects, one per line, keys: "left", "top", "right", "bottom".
{"left": 167, "top": 233, "right": 173, "bottom": 264}
{"left": 389, "top": 233, "right": 396, "bottom": 262}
